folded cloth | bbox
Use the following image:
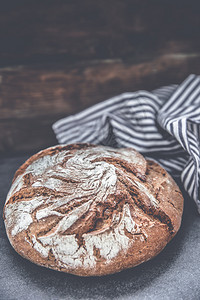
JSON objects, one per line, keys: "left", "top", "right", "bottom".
{"left": 53, "top": 74, "right": 200, "bottom": 213}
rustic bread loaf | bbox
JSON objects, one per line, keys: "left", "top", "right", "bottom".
{"left": 3, "top": 144, "right": 183, "bottom": 276}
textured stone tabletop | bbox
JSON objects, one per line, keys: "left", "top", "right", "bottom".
{"left": 0, "top": 154, "right": 200, "bottom": 300}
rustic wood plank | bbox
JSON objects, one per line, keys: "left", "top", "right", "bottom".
{"left": 0, "top": 53, "right": 200, "bottom": 154}
{"left": 0, "top": 55, "right": 200, "bottom": 120}
{"left": 0, "top": 0, "right": 200, "bottom": 66}
{"left": 0, "top": 117, "right": 58, "bottom": 155}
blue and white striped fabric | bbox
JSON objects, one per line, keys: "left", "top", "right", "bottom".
{"left": 53, "top": 74, "right": 200, "bottom": 213}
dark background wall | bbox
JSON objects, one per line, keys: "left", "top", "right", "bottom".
{"left": 1, "top": 0, "right": 200, "bottom": 155}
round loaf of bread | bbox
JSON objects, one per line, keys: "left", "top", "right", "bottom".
{"left": 3, "top": 144, "right": 184, "bottom": 276}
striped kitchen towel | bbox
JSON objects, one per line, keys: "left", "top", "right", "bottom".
{"left": 53, "top": 74, "right": 200, "bottom": 213}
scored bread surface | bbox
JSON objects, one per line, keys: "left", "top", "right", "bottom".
{"left": 3, "top": 144, "right": 184, "bottom": 276}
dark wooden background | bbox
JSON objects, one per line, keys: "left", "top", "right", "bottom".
{"left": 1, "top": 0, "right": 200, "bottom": 155}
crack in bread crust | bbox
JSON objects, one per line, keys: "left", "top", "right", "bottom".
{"left": 3, "top": 144, "right": 184, "bottom": 276}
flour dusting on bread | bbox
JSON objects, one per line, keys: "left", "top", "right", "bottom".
{"left": 3, "top": 144, "right": 184, "bottom": 276}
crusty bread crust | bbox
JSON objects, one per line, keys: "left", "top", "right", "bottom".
{"left": 3, "top": 144, "right": 184, "bottom": 276}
